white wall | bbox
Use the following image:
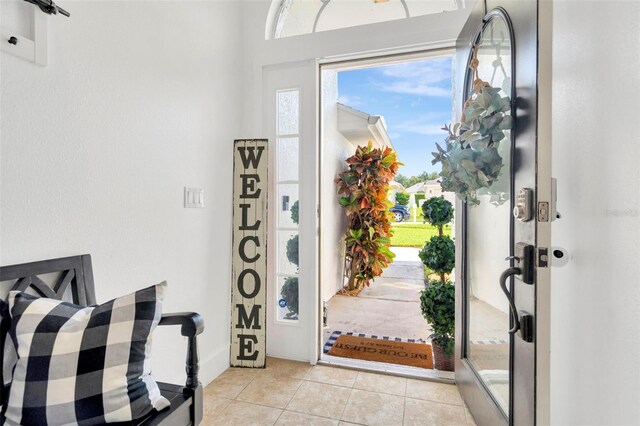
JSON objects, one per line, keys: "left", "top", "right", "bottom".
{"left": 550, "top": 1, "right": 640, "bottom": 424}
{"left": 1, "top": 1, "right": 243, "bottom": 386}
{"left": 320, "top": 70, "right": 352, "bottom": 302}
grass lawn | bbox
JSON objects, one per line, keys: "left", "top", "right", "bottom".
{"left": 390, "top": 223, "right": 452, "bottom": 248}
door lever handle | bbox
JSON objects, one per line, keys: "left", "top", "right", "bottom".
{"left": 500, "top": 267, "right": 522, "bottom": 334}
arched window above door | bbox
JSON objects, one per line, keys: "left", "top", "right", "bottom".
{"left": 268, "top": 0, "right": 464, "bottom": 39}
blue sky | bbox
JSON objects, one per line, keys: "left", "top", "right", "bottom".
{"left": 337, "top": 57, "right": 452, "bottom": 177}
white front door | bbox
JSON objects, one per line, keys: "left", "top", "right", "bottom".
{"left": 263, "top": 61, "right": 319, "bottom": 363}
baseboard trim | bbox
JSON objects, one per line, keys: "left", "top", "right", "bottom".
{"left": 199, "top": 344, "right": 230, "bottom": 386}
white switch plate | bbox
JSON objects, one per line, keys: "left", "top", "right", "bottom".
{"left": 184, "top": 187, "right": 204, "bottom": 208}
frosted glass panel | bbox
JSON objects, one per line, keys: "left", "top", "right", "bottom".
{"left": 277, "top": 230, "right": 299, "bottom": 276}
{"left": 278, "top": 184, "right": 299, "bottom": 228}
{"left": 277, "top": 90, "right": 299, "bottom": 135}
{"left": 277, "top": 137, "right": 299, "bottom": 182}
{"left": 277, "top": 275, "right": 299, "bottom": 321}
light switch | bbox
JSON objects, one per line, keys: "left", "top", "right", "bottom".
{"left": 184, "top": 187, "right": 204, "bottom": 208}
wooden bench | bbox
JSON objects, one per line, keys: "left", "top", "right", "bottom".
{"left": 0, "top": 254, "right": 204, "bottom": 425}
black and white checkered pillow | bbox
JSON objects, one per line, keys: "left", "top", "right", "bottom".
{"left": 3, "top": 283, "right": 170, "bottom": 425}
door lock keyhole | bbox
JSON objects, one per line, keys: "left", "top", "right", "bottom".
{"left": 513, "top": 188, "right": 534, "bottom": 222}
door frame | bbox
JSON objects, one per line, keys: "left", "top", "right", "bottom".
{"left": 317, "top": 49, "right": 456, "bottom": 381}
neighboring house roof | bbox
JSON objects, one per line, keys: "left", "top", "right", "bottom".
{"left": 405, "top": 182, "right": 425, "bottom": 193}
{"left": 388, "top": 180, "right": 405, "bottom": 190}
{"left": 424, "top": 179, "right": 440, "bottom": 186}
{"left": 337, "top": 103, "right": 394, "bottom": 150}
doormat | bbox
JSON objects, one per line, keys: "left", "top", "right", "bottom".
{"left": 325, "top": 331, "right": 433, "bottom": 369}
{"left": 468, "top": 342, "right": 509, "bottom": 372}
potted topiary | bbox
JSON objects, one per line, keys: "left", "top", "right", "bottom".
{"left": 419, "top": 196, "right": 455, "bottom": 371}
{"left": 420, "top": 280, "right": 455, "bottom": 371}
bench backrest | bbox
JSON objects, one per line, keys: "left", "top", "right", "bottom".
{"left": 0, "top": 254, "right": 96, "bottom": 405}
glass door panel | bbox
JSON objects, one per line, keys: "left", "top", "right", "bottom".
{"left": 466, "top": 14, "right": 514, "bottom": 414}
{"left": 463, "top": 11, "right": 514, "bottom": 419}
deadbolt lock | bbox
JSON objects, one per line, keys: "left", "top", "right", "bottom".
{"left": 513, "top": 188, "right": 534, "bottom": 222}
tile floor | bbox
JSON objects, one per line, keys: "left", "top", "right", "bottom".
{"left": 203, "top": 357, "right": 477, "bottom": 426}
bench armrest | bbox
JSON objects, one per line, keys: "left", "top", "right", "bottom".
{"left": 159, "top": 312, "right": 204, "bottom": 337}
{"left": 158, "top": 312, "right": 205, "bottom": 391}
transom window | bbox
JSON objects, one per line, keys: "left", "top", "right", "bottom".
{"left": 270, "top": 0, "right": 464, "bottom": 39}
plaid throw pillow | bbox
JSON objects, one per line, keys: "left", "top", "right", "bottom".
{"left": 3, "top": 283, "right": 170, "bottom": 425}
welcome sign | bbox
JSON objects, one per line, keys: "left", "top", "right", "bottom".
{"left": 231, "top": 139, "right": 268, "bottom": 367}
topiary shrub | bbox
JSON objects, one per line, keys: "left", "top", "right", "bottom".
{"left": 286, "top": 234, "right": 299, "bottom": 268}
{"left": 281, "top": 277, "right": 299, "bottom": 319}
{"left": 414, "top": 193, "right": 425, "bottom": 206}
{"left": 421, "top": 196, "right": 454, "bottom": 228}
{"left": 395, "top": 191, "right": 410, "bottom": 206}
{"left": 420, "top": 280, "right": 455, "bottom": 356}
{"left": 290, "top": 200, "right": 299, "bottom": 225}
{"left": 418, "top": 236, "right": 455, "bottom": 277}
{"left": 418, "top": 196, "right": 455, "bottom": 368}
{"left": 283, "top": 200, "right": 299, "bottom": 319}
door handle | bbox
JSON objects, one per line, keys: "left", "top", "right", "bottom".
{"left": 500, "top": 266, "right": 522, "bottom": 334}
{"left": 500, "top": 243, "right": 535, "bottom": 335}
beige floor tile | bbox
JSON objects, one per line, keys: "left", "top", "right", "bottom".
{"left": 205, "top": 367, "right": 258, "bottom": 399}
{"left": 203, "top": 395, "right": 232, "bottom": 421}
{"left": 260, "top": 357, "right": 313, "bottom": 379}
{"left": 464, "top": 406, "right": 477, "bottom": 426}
{"left": 236, "top": 375, "right": 303, "bottom": 408}
{"left": 353, "top": 371, "right": 407, "bottom": 396}
{"left": 405, "top": 379, "right": 463, "bottom": 406}
{"left": 286, "top": 381, "right": 353, "bottom": 420}
{"left": 341, "top": 389, "right": 405, "bottom": 426}
{"left": 404, "top": 398, "right": 467, "bottom": 426}
{"left": 305, "top": 365, "right": 358, "bottom": 387}
{"left": 276, "top": 411, "right": 339, "bottom": 425}
{"left": 209, "top": 400, "right": 282, "bottom": 426}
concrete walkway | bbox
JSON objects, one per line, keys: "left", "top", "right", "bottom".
{"left": 325, "top": 247, "right": 432, "bottom": 342}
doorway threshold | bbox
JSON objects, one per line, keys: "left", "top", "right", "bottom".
{"left": 319, "top": 353, "right": 455, "bottom": 384}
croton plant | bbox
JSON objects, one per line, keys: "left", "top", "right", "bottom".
{"left": 335, "top": 142, "right": 401, "bottom": 291}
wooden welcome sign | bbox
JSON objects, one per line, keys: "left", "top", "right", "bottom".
{"left": 231, "top": 139, "right": 268, "bottom": 367}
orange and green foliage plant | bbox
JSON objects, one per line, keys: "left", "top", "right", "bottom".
{"left": 335, "top": 142, "right": 402, "bottom": 291}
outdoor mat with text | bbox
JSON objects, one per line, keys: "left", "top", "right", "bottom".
{"left": 325, "top": 331, "right": 433, "bottom": 369}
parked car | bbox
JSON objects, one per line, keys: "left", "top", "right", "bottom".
{"left": 389, "top": 204, "right": 410, "bottom": 222}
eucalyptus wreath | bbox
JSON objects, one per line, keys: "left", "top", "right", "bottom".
{"left": 431, "top": 49, "right": 513, "bottom": 205}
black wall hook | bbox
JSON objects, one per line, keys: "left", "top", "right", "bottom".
{"left": 8, "top": 37, "right": 18, "bottom": 45}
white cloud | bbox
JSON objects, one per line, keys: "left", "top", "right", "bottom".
{"left": 378, "top": 58, "right": 452, "bottom": 97}
{"left": 381, "top": 59, "right": 450, "bottom": 81}
{"left": 383, "top": 83, "right": 450, "bottom": 97}
{"left": 337, "top": 95, "right": 364, "bottom": 107}
{"left": 394, "top": 114, "right": 449, "bottom": 136}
